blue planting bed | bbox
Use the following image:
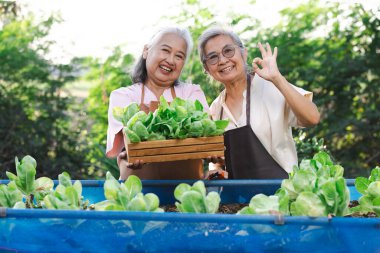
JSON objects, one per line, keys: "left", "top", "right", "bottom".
{"left": 0, "top": 179, "right": 379, "bottom": 253}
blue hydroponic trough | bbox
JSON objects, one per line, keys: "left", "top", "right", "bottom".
{"left": 0, "top": 179, "right": 378, "bottom": 253}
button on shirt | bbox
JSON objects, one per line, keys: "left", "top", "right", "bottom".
{"left": 209, "top": 75, "right": 313, "bottom": 173}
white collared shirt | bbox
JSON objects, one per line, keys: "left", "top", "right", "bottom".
{"left": 209, "top": 75, "right": 313, "bottom": 173}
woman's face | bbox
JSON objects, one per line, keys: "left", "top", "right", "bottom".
{"left": 203, "top": 35, "right": 247, "bottom": 84}
{"left": 144, "top": 33, "right": 187, "bottom": 87}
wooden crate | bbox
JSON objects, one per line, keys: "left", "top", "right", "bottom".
{"left": 124, "top": 135, "right": 225, "bottom": 163}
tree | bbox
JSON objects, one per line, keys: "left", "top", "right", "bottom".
{"left": 0, "top": 13, "right": 91, "bottom": 179}
{"left": 83, "top": 48, "right": 135, "bottom": 178}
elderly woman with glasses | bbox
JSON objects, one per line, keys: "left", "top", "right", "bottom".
{"left": 106, "top": 26, "right": 209, "bottom": 180}
{"left": 199, "top": 27, "right": 320, "bottom": 179}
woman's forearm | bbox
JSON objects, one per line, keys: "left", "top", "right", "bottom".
{"left": 272, "top": 75, "right": 320, "bottom": 127}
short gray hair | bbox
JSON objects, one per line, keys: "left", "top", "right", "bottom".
{"left": 132, "top": 26, "right": 193, "bottom": 84}
{"left": 198, "top": 27, "right": 245, "bottom": 65}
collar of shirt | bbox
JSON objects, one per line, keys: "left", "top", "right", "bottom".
{"left": 220, "top": 88, "right": 248, "bottom": 129}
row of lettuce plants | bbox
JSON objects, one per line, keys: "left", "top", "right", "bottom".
{"left": 0, "top": 152, "right": 379, "bottom": 217}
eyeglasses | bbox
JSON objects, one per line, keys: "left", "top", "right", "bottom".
{"left": 203, "top": 44, "right": 240, "bottom": 65}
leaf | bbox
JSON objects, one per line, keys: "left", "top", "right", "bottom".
{"left": 65, "top": 187, "right": 79, "bottom": 208}
{"left": 174, "top": 183, "right": 191, "bottom": 202}
{"left": 201, "top": 118, "right": 216, "bottom": 136}
{"left": 20, "top": 162, "right": 36, "bottom": 195}
{"left": 123, "top": 103, "right": 140, "bottom": 125}
{"left": 291, "top": 192, "right": 327, "bottom": 217}
{"left": 292, "top": 170, "right": 316, "bottom": 193}
{"left": 191, "top": 181, "right": 206, "bottom": 196}
{"left": 248, "top": 194, "right": 280, "bottom": 215}
{"left": 104, "top": 172, "right": 121, "bottom": 201}
{"left": 372, "top": 196, "right": 380, "bottom": 216}
{"left": 34, "top": 177, "right": 54, "bottom": 192}
{"left": 22, "top": 155, "right": 37, "bottom": 169}
{"left": 144, "top": 193, "right": 160, "bottom": 211}
{"left": 280, "top": 179, "right": 298, "bottom": 200}
{"left": 58, "top": 172, "right": 72, "bottom": 188}
{"left": 355, "top": 177, "right": 370, "bottom": 195}
{"left": 123, "top": 128, "right": 141, "bottom": 143}
{"left": 124, "top": 175, "right": 142, "bottom": 201}
{"left": 73, "top": 180, "right": 83, "bottom": 200}
{"left": 237, "top": 206, "right": 255, "bottom": 215}
{"left": 367, "top": 181, "right": 380, "bottom": 198}
{"left": 194, "top": 99, "right": 203, "bottom": 111}
{"left": 179, "top": 191, "right": 206, "bottom": 213}
{"left": 112, "top": 106, "right": 124, "bottom": 122}
{"left": 6, "top": 171, "right": 17, "bottom": 181}
{"left": 369, "top": 167, "right": 380, "bottom": 182}
{"left": 127, "top": 193, "right": 147, "bottom": 211}
{"left": 133, "top": 121, "right": 149, "bottom": 141}
{"left": 205, "top": 191, "right": 221, "bottom": 214}
{"left": 313, "top": 151, "right": 333, "bottom": 166}
{"left": 214, "top": 120, "right": 229, "bottom": 130}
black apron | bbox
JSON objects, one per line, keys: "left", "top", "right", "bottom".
{"left": 222, "top": 75, "right": 288, "bottom": 179}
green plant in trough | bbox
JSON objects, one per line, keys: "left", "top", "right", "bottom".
{"left": 6, "top": 155, "right": 54, "bottom": 208}
{"left": 94, "top": 172, "right": 163, "bottom": 212}
{"left": 351, "top": 166, "right": 380, "bottom": 216}
{"left": 0, "top": 181, "right": 23, "bottom": 208}
{"left": 43, "top": 172, "right": 89, "bottom": 210}
{"left": 238, "top": 151, "right": 350, "bottom": 217}
{"left": 174, "top": 181, "right": 221, "bottom": 213}
{"left": 280, "top": 151, "right": 350, "bottom": 217}
{"left": 238, "top": 194, "right": 286, "bottom": 215}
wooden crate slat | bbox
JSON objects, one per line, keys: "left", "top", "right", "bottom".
{"left": 128, "top": 151, "right": 225, "bottom": 163}
{"left": 129, "top": 143, "right": 224, "bottom": 157}
{"left": 126, "top": 135, "right": 223, "bottom": 150}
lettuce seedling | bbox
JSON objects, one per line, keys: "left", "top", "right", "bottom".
{"left": 94, "top": 172, "right": 163, "bottom": 212}
{"left": 351, "top": 166, "right": 380, "bottom": 216}
{"left": 238, "top": 151, "right": 350, "bottom": 217}
{"left": 238, "top": 194, "right": 282, "bottom": 215}
{"left": 174, "top": 181, "right": 220, "bottom": 213}
{"left": 6, "top": 155, "right": 54, "bottom": 208}
{"left": 0, "top": 181, "right": 24, "bottom": 208}
{"left": 278, "top": 151, "right": 350, "bottom": 217}
{"left": 43, "top": 172, "right": 89, "bottom": 210}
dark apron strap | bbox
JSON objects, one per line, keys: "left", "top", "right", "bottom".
{"left": 222, "top": 74, "right": 288, "bottom": 179}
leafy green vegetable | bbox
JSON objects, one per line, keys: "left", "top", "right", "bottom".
{"left": 6, "top": 155, "right": 54, "bottom": 208}
{"left": 43, "top": 172, "right": 89, "bottom": 210}
{"left": 113, "top": 103, "right": 140, "bottom": 126}
{"left": 94, "top": 172, "right": 163, "bottom": 212}
{"left": 238, "top": 194, "right": 281, "bottom": 215}
{"left": 351, "top": 166, "right": 380, "bottom": 216}
{"left": 0, "top": 181, "right": 23, "bottom": 208}
{"left": 239, "top": 151, "right": 351, "bottom": 217}
{"left": 113, "top": 96, "right": 229, "bottom": 143}
{"left": 174, "top": 181, "right": 220, "bottom": 213}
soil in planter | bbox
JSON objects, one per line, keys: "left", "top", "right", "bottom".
{"left": 161, "top": 201, "right": 378, "bottom": 217}
{"left": 346, "top": 200, "right": 377, "bottom": 218}
{"left": 161, "top": 203, "right": 248, "bottom": 214}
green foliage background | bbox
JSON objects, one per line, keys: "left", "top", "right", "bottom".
{"left": 0, "top": 0, "right": 379, "bottom": 179}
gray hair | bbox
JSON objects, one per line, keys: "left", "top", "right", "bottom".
{"left": 132, "top": 26, "right": 193, "bottom": 84}
{"left": 198, "top": 27, "right": 245, "bottom": 66}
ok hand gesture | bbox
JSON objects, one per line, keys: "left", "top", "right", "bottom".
{"left": 252, "top": 42, "right": 282, "bottom": 83}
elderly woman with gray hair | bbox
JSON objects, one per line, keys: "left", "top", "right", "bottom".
{"left": 106, "top": 26, "right": 209, "bottom": 180}
{"left": 199, "top": 27, "right": 320, "bottom": 179}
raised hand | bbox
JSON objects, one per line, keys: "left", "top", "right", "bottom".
{"left": 252, "top": 42, "right": 282, "bottom": 83}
